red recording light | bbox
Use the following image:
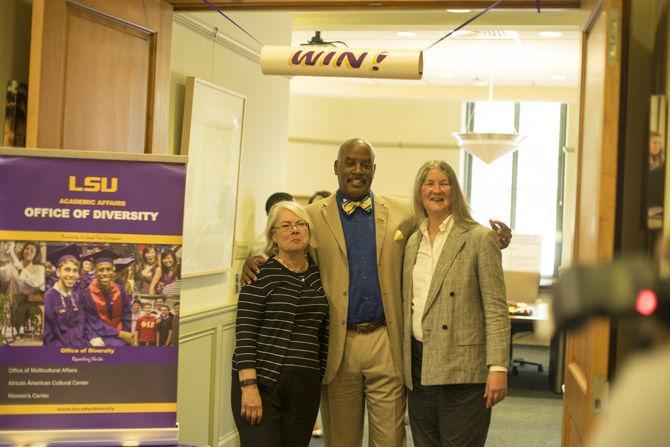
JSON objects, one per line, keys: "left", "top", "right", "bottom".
{"left": 636, "top": 289, "right": 658, "bottom": 316}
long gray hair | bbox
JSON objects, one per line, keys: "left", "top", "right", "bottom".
{"left": 412, "top": 160, "right": 476, "bottom": 228}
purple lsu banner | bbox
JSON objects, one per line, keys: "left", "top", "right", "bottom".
{"left": 0, "top": 149, "right": 186, "bottom": 445}
{"left": 0, "top": 152, "right": 185, "bottom": 244}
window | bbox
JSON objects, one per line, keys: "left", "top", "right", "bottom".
{"left": 464, "top": 101, "right": 567, "bottom": 278}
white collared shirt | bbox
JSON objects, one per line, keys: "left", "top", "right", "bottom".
{"left": 412, "top": 215, "right": 453, "bottom": 342}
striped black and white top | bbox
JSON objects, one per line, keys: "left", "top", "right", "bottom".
{"left": 232, "top": 258, "right": 329, "bottom": 387}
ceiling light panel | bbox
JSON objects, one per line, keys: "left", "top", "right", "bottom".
{"left": 539, "top": 31, "right": 563, "bottom": 38}
{"left": 476, "top": 30, "right": 519, "bottom": 39}
{"left": 437, "top": 29, "right": 476, "bottom": 38}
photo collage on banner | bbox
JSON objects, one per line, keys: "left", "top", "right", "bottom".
{"left": 0, "top": 242, "right": 181, "bottom": 349}
{"left": 0, "top": 149, "right": 186, "bottom": 445}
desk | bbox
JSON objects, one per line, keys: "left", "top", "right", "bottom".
{"left": 509, "top": 308, "right": 564, "bottom": 393}
{"left": 509, "top": 312, "right": 546, "bottom": 332}
{"left": 509, "top": 312, "right": 546, "bottom": 373}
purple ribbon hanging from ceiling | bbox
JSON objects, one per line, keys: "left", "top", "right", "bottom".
{"left": 200, "top": 0, "right": 264, "bottom": 46}
{"left": 424, "top": 0, "right": 543, "bottom": 51}
{"left": 424, "top": 0, "right": 504, "bottom": 51}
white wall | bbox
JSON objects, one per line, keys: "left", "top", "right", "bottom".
{"left": 170, "top": 11, "right": 292, "bottom": 447}
{"left": 287, "top": 95, "right": 463, "bottom": 199}
{"left": 173, "top": 11, "right": 293, "bottom": 259}
{"left": 288, "top": 92, "right": 580, "bottom": 261}
{"left": 288, "top": 89, "right": 580, "bottom": 280}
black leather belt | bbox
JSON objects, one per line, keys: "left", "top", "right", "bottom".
{"left": 347, "top": 320, "right": 385, "bottom": 334}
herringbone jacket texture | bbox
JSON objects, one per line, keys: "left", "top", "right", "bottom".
{"left": 402, "top": 223, "right": 510, "bottom": 389}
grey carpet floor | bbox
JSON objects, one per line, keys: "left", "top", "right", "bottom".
{"left": 310, "top": 345, "right": 563, "bottom": 447}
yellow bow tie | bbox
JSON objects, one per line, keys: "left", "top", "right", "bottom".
{"left": 341, "top": 196, "right": 372, "bottom": 215}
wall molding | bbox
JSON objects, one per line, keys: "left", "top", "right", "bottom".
{"left": 289, "top": 136, "right": 459, "bottom": 150}
{"left": 221, "top": 319, "right": 236, "bottom": 331}
{"left": 173, "top": 13, "right": 260, "bottom": 64}
{"left": 176, "top": 325, "right": 217, "bottom": 446}
{"left": 219, "top": 429, "right": 239, "bottom": 447}
{"left": 181, "top": 303, "right": 237, "bottom": 325}
{"left": 180, "top": 327, "right": 216, "bottom": 344}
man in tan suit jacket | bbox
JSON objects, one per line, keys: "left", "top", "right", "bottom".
{"left": 302, "top": 138, "right": 413, "bottom": 447}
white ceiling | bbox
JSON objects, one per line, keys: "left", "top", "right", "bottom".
{"left": 290, "top": 10, "right": 581, "bottom": 92}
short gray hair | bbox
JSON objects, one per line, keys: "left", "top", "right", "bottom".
{"left": 264, "top": 201, "right": 317, "bottom": 256}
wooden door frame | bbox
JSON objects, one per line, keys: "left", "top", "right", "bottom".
{"left": 167, "top": 0, "right": 581, "bottom": 11}
{"left": 573, "top": 0, "right": 623, "bottom": 263}
{"left": 564, "top": 0, "right": 623, "bottom": 445}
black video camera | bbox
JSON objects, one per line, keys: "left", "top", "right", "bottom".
{"left": 553, "top": 257, "right": 670, "bottom": 331}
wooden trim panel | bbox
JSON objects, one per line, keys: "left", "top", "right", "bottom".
{"left": 169, "top": 0, "right": 581, "bottom": 12}
{"left": 26, "top": 0, "right": 173, "bottom": 154}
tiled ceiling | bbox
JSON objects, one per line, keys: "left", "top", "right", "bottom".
{"left": 290, "top": 10, "right": 581, "bottom": 91}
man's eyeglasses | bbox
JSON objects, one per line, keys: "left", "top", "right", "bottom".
{"left": 273, "top": 221, "right": 309, "bottom": 233}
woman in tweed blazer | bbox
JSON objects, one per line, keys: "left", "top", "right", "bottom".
{"left": 402, "top": 160, "right": 510, "bottom": 447}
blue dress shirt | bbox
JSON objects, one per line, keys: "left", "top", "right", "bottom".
{"left": 336, "top": 190, "right": 385, "bottom": 324}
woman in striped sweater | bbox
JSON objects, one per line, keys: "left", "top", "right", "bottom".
{"left": 232, "top": 200, "right": 329, "bottom": 447}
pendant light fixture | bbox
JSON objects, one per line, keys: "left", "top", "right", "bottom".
{"left": 452, "top": 65, "right": 525, "bottom": 164}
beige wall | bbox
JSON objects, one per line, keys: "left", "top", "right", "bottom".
{"left": 288, "top": 92, "right": 580, "bottom": 272}
{"left": 287, "top": 94, "right": 463, "bottom": 199}
{"left": 171, "top": 12, "right": 292, "bottom": 259}
{"left": 170, "top": 11, "right": 292, "bottom": 447}
{"left": 0, "top": 0, "right": 31, "bottom": 142}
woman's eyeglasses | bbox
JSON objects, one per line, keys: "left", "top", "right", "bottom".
{"left": 274, "top": 221, "right": 309, "bottom": 232}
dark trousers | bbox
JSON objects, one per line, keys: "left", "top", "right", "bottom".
{"left": 407, "top": 338, "right": 491, "bottom": 447}
{"left": 231, "top": 370, "right": 321, "bottom": 447}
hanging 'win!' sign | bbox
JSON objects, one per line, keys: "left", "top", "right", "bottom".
{"left": 260, "top": 46, "right": 423, "bottom": 80}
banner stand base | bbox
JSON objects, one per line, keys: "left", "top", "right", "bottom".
{"left": 0, "top": 427, "right": 179, "bottom": 446}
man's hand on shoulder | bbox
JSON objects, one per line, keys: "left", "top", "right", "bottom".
{"left": 242, "top": 256, "right": 268, "bottom": 285}
{"left": 489, "top": 220, "right": 512, "bottom": 249}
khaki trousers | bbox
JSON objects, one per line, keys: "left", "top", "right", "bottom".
{"left": 321, "top": 327, "right": 406, "bottom": 447}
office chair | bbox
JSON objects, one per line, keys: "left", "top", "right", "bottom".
{"left": 504, "top": 270, "right": 545, "bottom": 375}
